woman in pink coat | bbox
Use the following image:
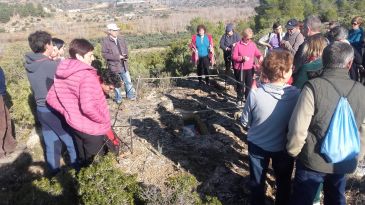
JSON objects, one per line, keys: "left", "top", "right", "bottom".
{"left": 232, "top": 28, "right": 263, "bottom": 102}
{"left": 47, "top": 39, "right": 115, "bottom": 166}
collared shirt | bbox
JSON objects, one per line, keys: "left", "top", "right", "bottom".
{"left": 110, "top": 36, "right": 118, "bottom": 45}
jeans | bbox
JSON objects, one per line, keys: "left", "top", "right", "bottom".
{"left": 114, "top": 70, "right": 135, "bottom": 103}
{"left": 36, "top": 106, "right": 77, "bottom": 173}
{"left": 248, "top": 142, "right": 294, "bottom": 205}
{"left": 290, "top": 161, "right": 346, "bottom": 205}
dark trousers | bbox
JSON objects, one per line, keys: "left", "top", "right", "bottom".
{"left": 73, "top": 130, "right": 105, "bottom": 166}
{"left": 234, "top": 68, "right": 254, "bottom": 100}
{"left": 0, "top": 95, "right": 16, "bottom": 157}
{"left": 37, "top": 106, "right": 77, "bottom": 172}
{"left": 290, "top": 161, "right": 346, "bottom": 205}
{"left": 248, "top": 142, "right": 294, "bottom": 205}
{"left": 197, "top": 56, "right": 210, "bottom": 84}
{"left": 223, "top": 51, "right": 232, "bottom": 73}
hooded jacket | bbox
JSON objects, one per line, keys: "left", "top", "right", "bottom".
{"left": 46, "top": 59, "right": 111, "bottom": 136}
{"left": 24, "top": 52, "right": 59, "bottom": 107}
{"left": 219, "top": 32, "right": 241, "bottom": 51}
{"left": 241, "top": 84, "right": 300, "bottom": 152}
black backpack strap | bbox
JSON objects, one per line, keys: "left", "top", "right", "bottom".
{"left": 346, "top": 81, "right": 357, "bottom": 98}
{"left": 322, "top": 78, "right": 356, "bottom": 97}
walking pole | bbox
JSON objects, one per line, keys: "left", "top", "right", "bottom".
{"left": 239, "top": 59, "right": 244, "bottom": 105}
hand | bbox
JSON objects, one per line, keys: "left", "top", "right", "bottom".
{"left": 281, "top": 41, "right": 291, "bottom": 49}
{"left": 258, "top": 56, "right": 264, "bottom": 64}
{"left": 267, "top": 44, "right": 273, "bottom": 49}
{"left": 232, "top": 43, "right": 236, "bottom": 47}
{"left": 241, "top": 56, "right": 250, "bottom": 61}
{"left": 226, "top": 47, "right": 231, "bottom": 51}
{"left": 120, "top": 55, "right": 125, "bottom": 60}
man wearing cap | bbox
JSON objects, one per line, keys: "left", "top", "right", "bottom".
{"left": 219, "top": 23, "right": 241, "bottom": 74}
{"left": 281, "top": 19, "right": 305, "bottom": 56}
{"left": 102, "top": 23, "right": 136, "bottom": 104}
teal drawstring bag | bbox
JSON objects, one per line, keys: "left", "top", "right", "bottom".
{"left": 320, "top": 79, "right": 360, "bottom": 163}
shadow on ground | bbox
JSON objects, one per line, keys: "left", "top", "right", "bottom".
{"left": 132, "top": 78, "right": 255, "bottom": 204}
{"left": 0, "top": 152, "right": 78, "bottom": 205}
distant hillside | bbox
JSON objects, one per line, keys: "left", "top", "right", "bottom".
{"left": 157, "top": 0, "right": 259, "bottom": 7}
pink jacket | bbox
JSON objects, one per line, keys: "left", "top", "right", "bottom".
{"left": 46, "top": 59, "right": 111, "bottom": 136}
{"left": 232, "top": 40, "right": 262, "bottom": 70}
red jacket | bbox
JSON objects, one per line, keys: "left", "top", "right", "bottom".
{"left": 190, "top": 34, "right": 215, "bottom": 65}
{"left": 46, "top": 59, "right": 111, "bottom": 136}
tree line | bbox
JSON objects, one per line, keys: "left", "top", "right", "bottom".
{"left": 0, "top": 3, "right": 46, "bottom": 23}
{"left": 255, "top": 0, "right": 365, "bottom": 30}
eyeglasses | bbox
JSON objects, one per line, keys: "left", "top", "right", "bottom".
{"left": 352, "top": 22, "right": 358, "bottom": 26}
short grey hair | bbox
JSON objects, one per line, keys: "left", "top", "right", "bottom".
{"left": 328, "top": 26, "right": 348, "bottom": 42}
{"left": 304, "top": 15, "right": 322, "bottom": 32}
{"left": 322, "top": 42, "right": 354, "bottom": 69}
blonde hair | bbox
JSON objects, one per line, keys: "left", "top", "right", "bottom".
{"left": 241, "top": 28, "right": 254, "bottom": 39}
{"left": 303, "top": 35, "right": 327, "bottom": 59}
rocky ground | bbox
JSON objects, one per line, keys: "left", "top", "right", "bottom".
{"left": 110, "top": 76, "right": 276, "bottom": 204}
{"left": 0, "top": 76, "right": 364, "bottom": 205}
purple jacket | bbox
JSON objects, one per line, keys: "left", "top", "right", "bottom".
{"left": 101, "top": 35, "right": 129, "bottom": 73}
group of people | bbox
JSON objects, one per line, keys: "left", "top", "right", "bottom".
{"left": 13, "top": 23, "right": 135, "bottom": 174}
{"left": 189, "top": 15, "right": 365, "bottom": 205}
{"left": 0, "top": 13, "right": 364, "bottom": 204}
{"left": 238, "top": 16, "right": 365, "bottom": 205}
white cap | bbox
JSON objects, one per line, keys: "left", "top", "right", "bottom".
{"left": 107, "top": 23, "right": 120, "bottom": 31}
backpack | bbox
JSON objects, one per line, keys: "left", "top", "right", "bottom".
{"left": 320, "top": 78, "right": 360, "bottom": 163}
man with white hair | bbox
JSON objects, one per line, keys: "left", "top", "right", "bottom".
{"left": 102, "top": 23, "right": 135, "bottom": 104}
{"left": 287, "top": 42, "right": 365, "bottom": 205}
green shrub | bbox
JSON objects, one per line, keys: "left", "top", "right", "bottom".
{"left": 0, "top": 43, "right": 35, "bottom": 139}
{"left": 77, "top": 155, "right": 141, "bottom": 205}
{"left": 9, "top": 155, "right": 141, "bottom": 205}
{"left": 0, "top": 3, "right": 46, "bottom": 23}
{"left": 12, "top": 169, "right": 78, "bottom": 205}
{"left": 164, "top": 39, "right": 194, "bottom": 76}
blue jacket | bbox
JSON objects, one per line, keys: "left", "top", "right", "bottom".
{"left": 196, "top": 35, "right": 210, "bottom": 57}
{"left": 241, "top": 84, "right": 300, "bottom": 152}
{"left": 0, "top": 67, "right": 5, "bottom": 96}
{"left": 348, "top": 27, "right": 364, "bottom": 53}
